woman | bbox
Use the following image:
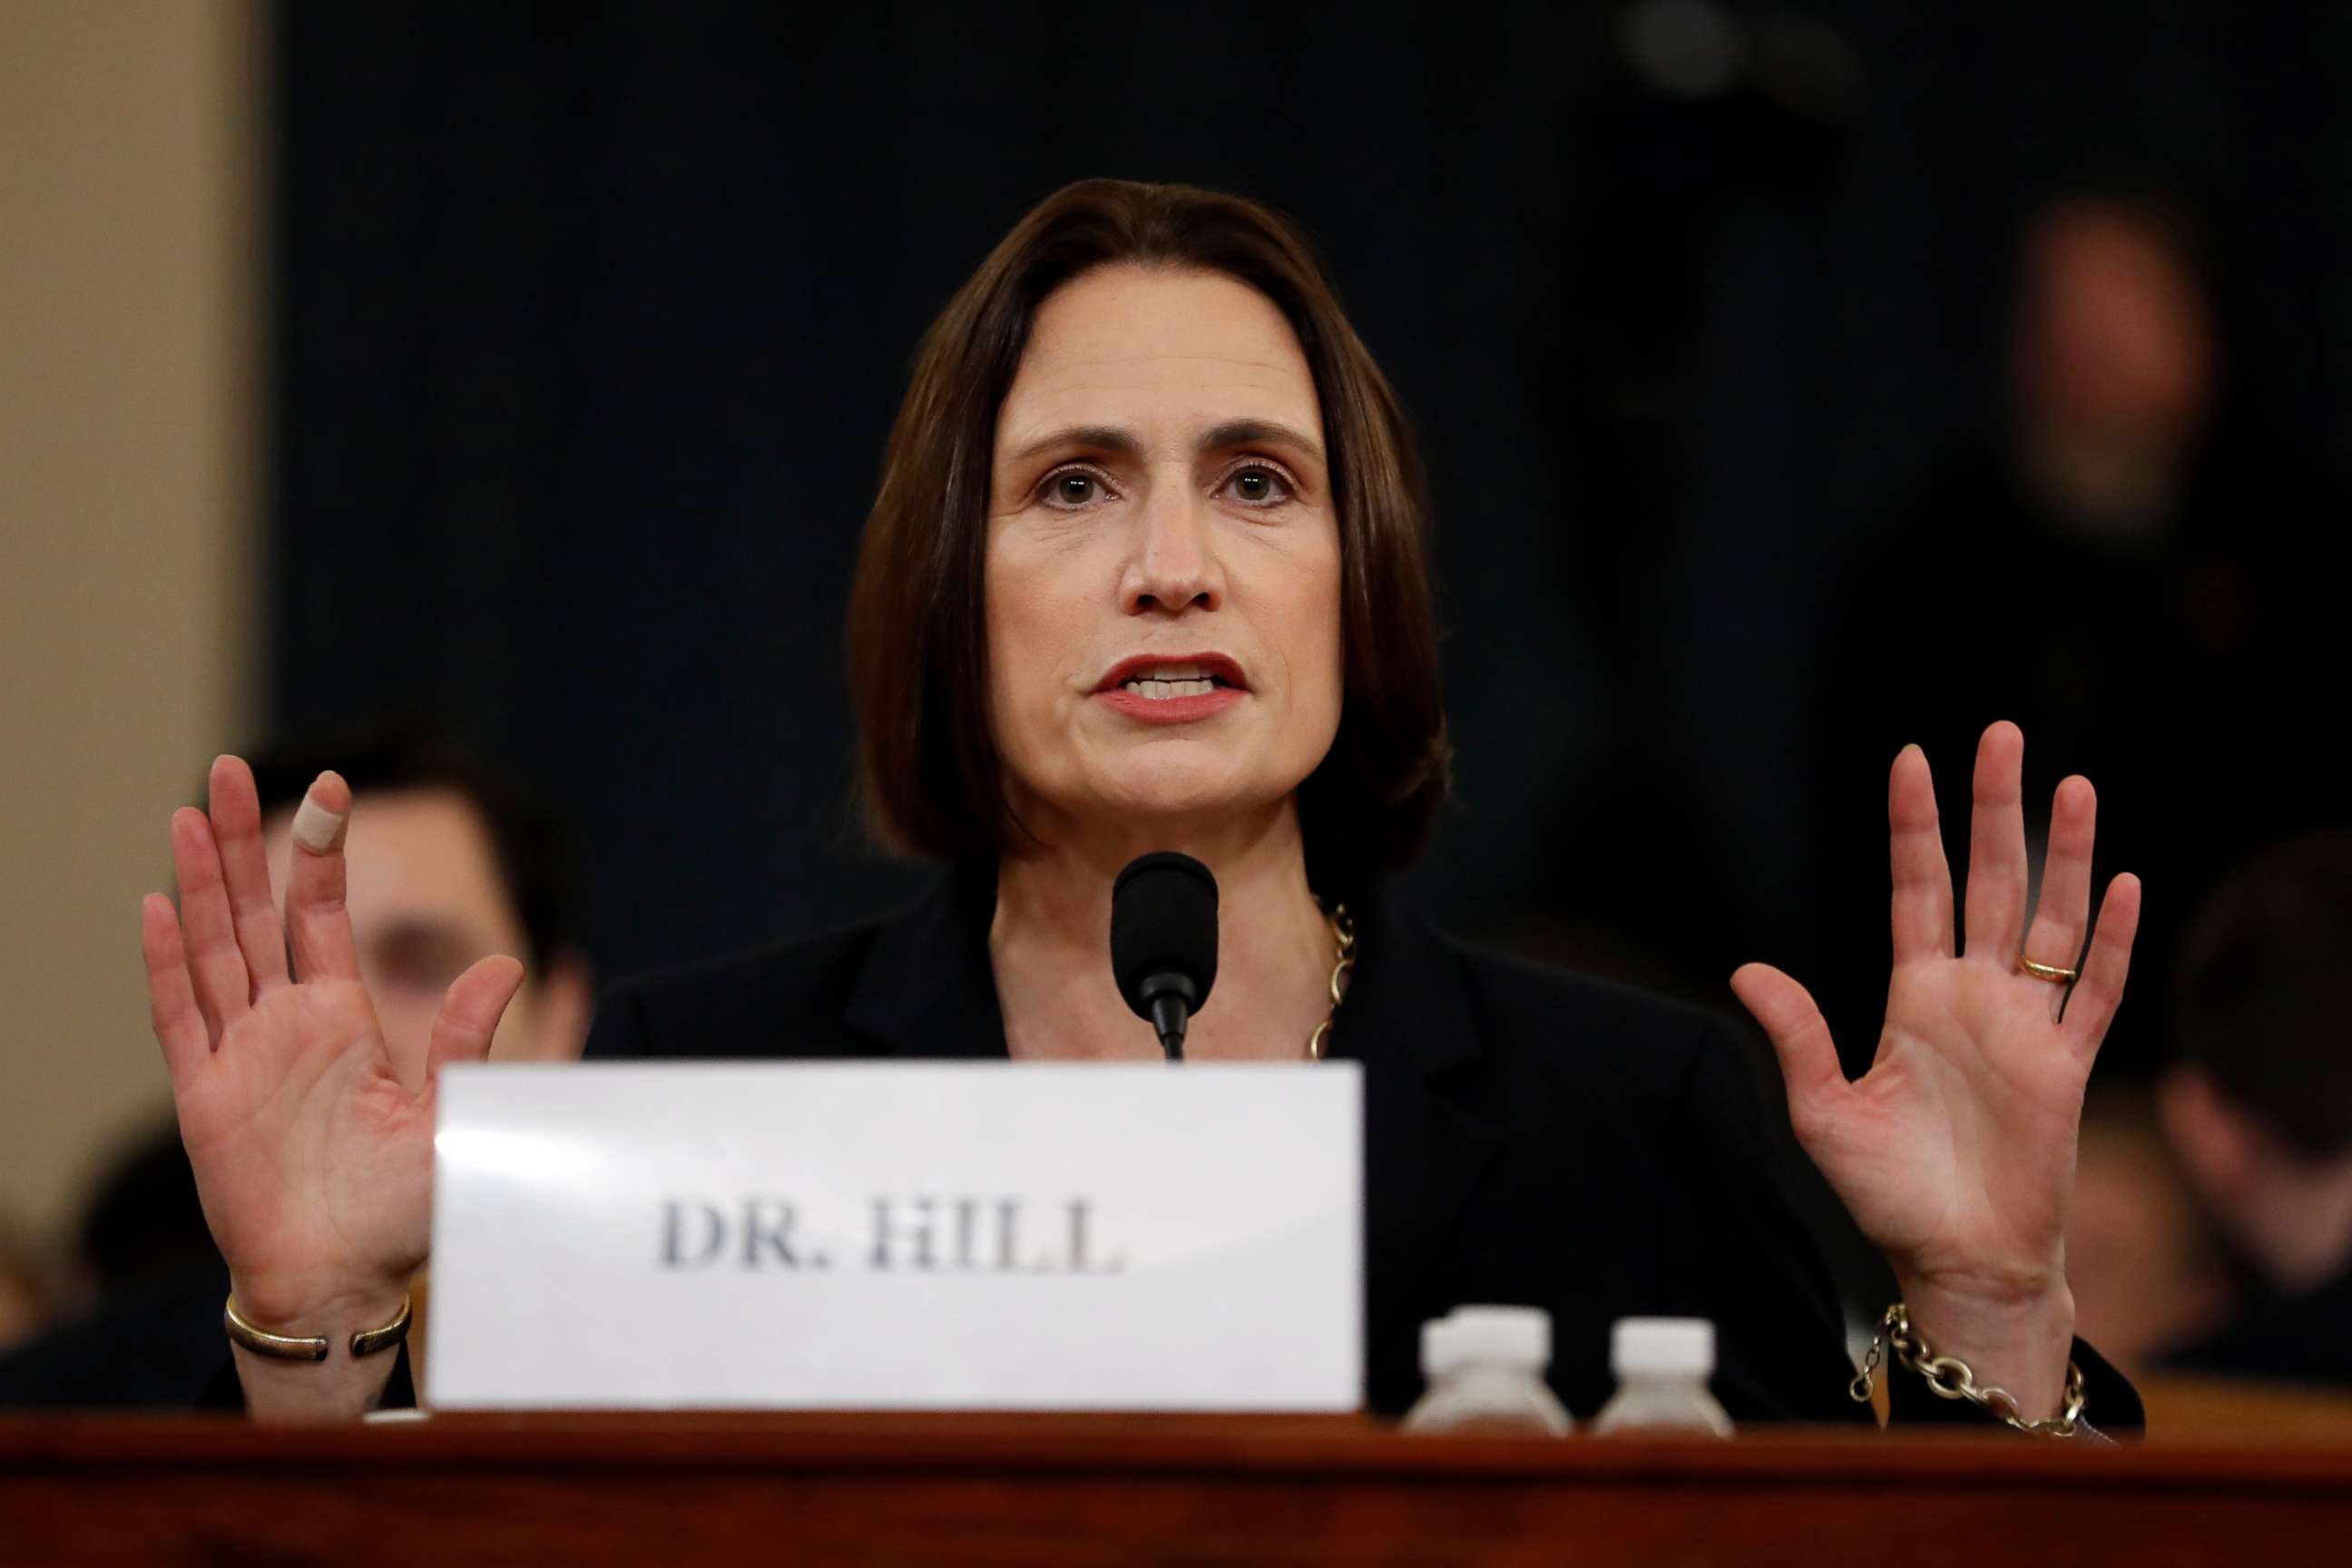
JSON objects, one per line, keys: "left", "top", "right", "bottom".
{"left": 147, "top": 180, "right": 2142, "bottom": 1428}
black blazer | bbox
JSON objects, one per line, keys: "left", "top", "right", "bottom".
{"left": 576, "top": 860, "right": 2140, "bottom": 1430}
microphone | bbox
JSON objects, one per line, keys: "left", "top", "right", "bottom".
{"left": 1111, "top": 852, "right": 1219, "bottom": 1062}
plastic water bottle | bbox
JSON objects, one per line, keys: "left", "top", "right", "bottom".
{"left": 1401, "top": 1306, "right": 1573, "bottom": 1435}
{"left": 1590, "top": 1317, "right": 1735, "bottom": 1436}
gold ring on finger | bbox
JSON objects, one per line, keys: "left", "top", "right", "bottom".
{"left": 2018, "top": 956, "right": 2080, "bottom": 985}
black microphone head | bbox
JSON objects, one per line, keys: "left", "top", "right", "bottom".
{"left": 1110, "top": 851, "right": 1220, "bottom": 1024}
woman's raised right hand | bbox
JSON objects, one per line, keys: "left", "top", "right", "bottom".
{"left": 142, "top": 756, "right": 524, "bottom": 1334}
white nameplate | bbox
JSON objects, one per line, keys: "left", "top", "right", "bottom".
{"left": 426, "top": 1062, "right": 1363, "bottom": 1411}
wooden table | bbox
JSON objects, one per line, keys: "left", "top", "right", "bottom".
{"left": 6, "top": 1412, "right": 2352, "bottom": 1564}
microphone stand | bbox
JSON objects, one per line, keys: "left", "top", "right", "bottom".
{"left": 1142, "top": 975, "right": 1195, "bottom": 1062}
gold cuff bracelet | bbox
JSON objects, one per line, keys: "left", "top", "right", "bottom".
{"left": 224, "top": 1293, "right": 412, "bottom": 1362}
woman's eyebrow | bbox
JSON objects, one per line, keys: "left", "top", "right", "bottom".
{"left": 1198, "top": 418, "right": 1324, "bottom": 465}
{"left": 1006, "top": 424, "right": 1142, "bottom": 464}
{"left": 1005, "top": 419, "right": 1326, "bottom": 466}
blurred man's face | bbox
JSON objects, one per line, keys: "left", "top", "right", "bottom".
{"left": 260, "top": 787, "right": 586, "bottom": 1090}
{"left": 2015, "top": 204, "right": 2213, "bottom": 443}
{"left": 2063, "top": 1113, "right": 2230, "bottom": 1370}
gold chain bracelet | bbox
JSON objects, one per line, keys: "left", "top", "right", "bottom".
{"left": 1850, "top": 1302, "right": 2086, "bottom": 1436}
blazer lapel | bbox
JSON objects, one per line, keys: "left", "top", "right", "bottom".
{"left": 1332, "top": 887, "right": 1501, "bottom": 1373}
{"left": 840, "top": 858, "right": 1010, "bottom": 1059}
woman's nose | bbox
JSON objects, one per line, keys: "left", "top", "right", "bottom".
{"left": 1122, "top": 490, "right": 1222, "bottom": 614}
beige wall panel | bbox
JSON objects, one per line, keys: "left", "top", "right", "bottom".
{"left": 0, "top": 1, "right": 264, "bottom": 1241}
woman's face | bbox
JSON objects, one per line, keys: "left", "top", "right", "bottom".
{"left": 985, "top": 264, "right": 1343, "bottom": 838}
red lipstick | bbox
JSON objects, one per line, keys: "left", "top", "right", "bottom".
{"left": 1092, "top": 652, "right": 1249, "bottom": 724}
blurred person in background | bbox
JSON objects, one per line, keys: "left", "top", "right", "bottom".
{"left": 232, "top": 720, "right": 593, "bottom": 1089}
{"left": 2011, "top": 195, "right": 2215, "bottom": 540}
{"left": 2063, "top": 1084, "right": 2231, "bottom": 1377}
{"left": 2157, "top": 834, "right": 2352, "bottom": 1388}
{"left": 0, "top": 720, "right": 588, "bottom": 1406}
{"left": 0, "top": 1224, "right": 48, "bottom": 1357}
{"left": 0, "top": 1122, "right": 231, "bottom": 1406}
{"left": 1819, "top": 191, "right": 2347, "bottom": 1074}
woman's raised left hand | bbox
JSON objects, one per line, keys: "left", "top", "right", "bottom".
{"left": 1730, "top": 720, "right": 2141, "bottom": 1418}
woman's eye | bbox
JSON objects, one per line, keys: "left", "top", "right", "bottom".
{"left": 1223, "top": 466, "right": 1294, "bottom": 506}
{"left": 1044, "top": 470, "right": 1107, "bottom": 507}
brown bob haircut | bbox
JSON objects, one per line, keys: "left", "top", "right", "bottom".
{"left": 848, "top": 178, "right": 1450, "bottom": 896}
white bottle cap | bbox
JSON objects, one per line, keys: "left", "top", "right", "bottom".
{"left": 1421, "top": 1306, "right": 1552, "bottom": 1377}
{"left": 1610, "top": 1317, "right": 1716, "bottom": 1377}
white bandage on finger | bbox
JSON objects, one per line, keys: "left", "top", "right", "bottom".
{"left": 289, "top": 790, "right": 348, "bottom": 855}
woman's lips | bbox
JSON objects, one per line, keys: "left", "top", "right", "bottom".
{"left": 1093, "top": 652, "right": 1248, "bottom": 692}
{"left": 1091, "top": 652, "right": 1250, "bottom": 724}
{"left": 1094, "top": 685, "right": 1246, "bottom": 723}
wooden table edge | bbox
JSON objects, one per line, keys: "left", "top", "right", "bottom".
{"left": 6, "top": 1413, "right": 2352, "bottom": 1493}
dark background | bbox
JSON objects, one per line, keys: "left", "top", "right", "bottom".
{"left": 268, "top": 0, "right": 2352, "bottom": 1075}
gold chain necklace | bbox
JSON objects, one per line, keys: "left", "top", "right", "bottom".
{"left": 1307, "top": 900, "right": 1357, "bottom": 1061}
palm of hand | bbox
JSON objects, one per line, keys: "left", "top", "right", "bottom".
{"left": 1732, "top": 723, "right": 2141, "bottom": 1295}
{"left": 175, "top": 979, "right": 434, "bottom": 1298}
{"left": 1823, "top": 962, "right": 2090, "bottom": 1290}
{"left": 142, "top": 758, "right": 524, "bottom": 1320}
